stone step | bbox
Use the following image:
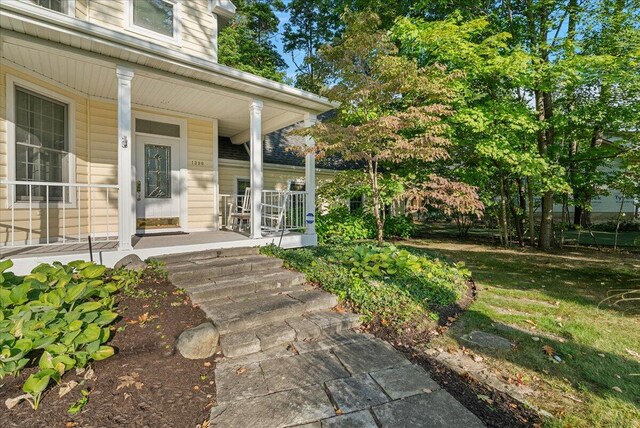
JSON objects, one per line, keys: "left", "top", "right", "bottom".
{"left": 219, "top": 311, "right": 362, "bottom": 358}
{"left": 156, "top": 246, "right": 260, "bottom": 266}
{"left": 168, "top": 255, "right": 283, "bottom": 287}
{"left": 200, "top": 289, "right": 338, "bottom": 335}
{"left": 190, "top": 271, "right": 309, "bottom": 304}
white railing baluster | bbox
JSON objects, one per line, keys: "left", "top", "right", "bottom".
{"left": 62, "top": 186, "right": 66, "bottom": 244}
{"left": 0, "top": 181, "right": 119, "bottom": 249}
{"left": 78, "top": 186, "right": 81, "bottom": 243}
{"left": 11, "top": 184, "right": 15, "bottom": 247}
{"left": 46, "top": 185, "right": 50, "bottom": 245}
{"left": 29, "top": 184, "right": 33, "bottom": 246}
{"left": 106, "top": 188, "right": 110, "bottom": 241}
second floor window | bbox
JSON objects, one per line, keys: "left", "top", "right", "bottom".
{"left": 30, "top": 0, "right": 67, "bottom": 14}
{"left": 132, "top": 0, "right": 175, "bottom": 38}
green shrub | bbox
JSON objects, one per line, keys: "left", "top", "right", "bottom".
{"left": 383, "top": 215, "right": 414, "bottom": 239}
{"left": 0, "top": 259, "right": 124, "bottom": 410}
{"left": 316, "top": 207, "right": 415, "bottom": 243}
{"left": 316, "top": 207, "right": 375, "bottom": 244}
{"left": 591, "top": 220, "right": 640, "bottom": 232}
{"left": 261, "top": 243, "right": 470, "bottom": 327}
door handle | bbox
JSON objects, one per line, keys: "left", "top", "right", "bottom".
{"left": 136, "top": 180, "right": 141, "bottom": 201}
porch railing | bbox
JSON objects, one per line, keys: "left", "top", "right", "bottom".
{"left": 0, "top": 180, "right": 119, "bottom": 248}
{"left": 219, "top": 190, "right": 307, "bottom": 233}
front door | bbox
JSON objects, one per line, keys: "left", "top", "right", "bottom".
{"left": 135, "top": 134, "right": 181, "bottom": 231}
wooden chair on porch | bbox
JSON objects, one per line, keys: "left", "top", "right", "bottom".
{"left": 228, "top": 187, "right": 252, "bottom": 231}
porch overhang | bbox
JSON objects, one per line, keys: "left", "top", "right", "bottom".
{"left": 0, "top": 2, "right": 336, "bottom": 135}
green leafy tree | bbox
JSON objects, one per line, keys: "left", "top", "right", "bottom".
{"left": 282, "top": 0, "right": 337, "bottom": 92}
{"left": 218, "top": 0, "right": 286, "bottom": 81}
{"left": 298, "top": 12, "right": 457, "bottom": 244}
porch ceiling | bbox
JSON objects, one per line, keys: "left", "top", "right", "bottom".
{"left": 1, "top": 35, "right": 304, "bottom": 138}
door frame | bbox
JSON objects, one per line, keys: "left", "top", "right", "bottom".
{"left": 132, "top": 111, "right": 188, "bottom": 233}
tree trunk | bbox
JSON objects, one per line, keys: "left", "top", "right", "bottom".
{"left": 368, "top": 159, "right": 384, "bottom": 245}
{"left": 527, "top": 177, "right": 535, "bottom": 246}
{"left": 499, "top": 172, "right": 510, "bottom": 246}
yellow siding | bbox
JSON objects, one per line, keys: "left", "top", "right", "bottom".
{"left": 187, "top": 118, "right": 215, "bottom": 230}
{"left": 88, "top": 0, "right": 216, "bottom": 62}
{"left": 218, "top": 162, "right": 337, "bottom": 195}
{"left": 75, "top": 0, "right": 89, "bottom": 20}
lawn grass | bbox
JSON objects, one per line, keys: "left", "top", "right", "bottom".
{"left": 424, "top": 223, "right": 640, "bottom": 248}
{"left": 407, "top": 239, "right": 640, "bottom": 427}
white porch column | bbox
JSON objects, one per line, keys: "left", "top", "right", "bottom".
{"left": 249, "top": 99, "right": 263, "bottom": 239}
{"left": 117, "top": 66, "right": 134, "bottom": 251}
{"left": 304, "top": 113, "right": 317, "bottom": 235}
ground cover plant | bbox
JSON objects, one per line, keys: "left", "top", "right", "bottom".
{"left": 262, "top": 243, "right": 469, "bottom": 328}
{"left": 1, "top": 259, "right": 215, "bottom": 427}
{"left": 0, "top": 259, "right": 120, "bottom": 410}
{"left": 411, "top": 238, "right": 640, "bottom": 428}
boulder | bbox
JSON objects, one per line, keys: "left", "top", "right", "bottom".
{"left": 114, "top": 254, "right": 147, "bottom": 272}
{"left": 176, "top": 322, "right": 220, "bottom": 359}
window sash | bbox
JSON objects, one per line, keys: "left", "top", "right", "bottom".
{"left": 31, "top": 0, "right": 66, "bottom": 13}
{"left": 132, "top": 0, "right": 175, "bottom": 38}
{"left": 14, "top": 87, "right": 70, "bottom": 202}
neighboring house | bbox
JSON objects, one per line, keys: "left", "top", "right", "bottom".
{"left": 0, "top": 0, "right": 335, "bottom": 273}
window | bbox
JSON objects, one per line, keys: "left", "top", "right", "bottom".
{"left": 14, "top": 87, "right": 70, "bottom": 202}
{"left": 349, "top": 195, "right": 364, "bottom": 213}
{"left": 131, "top": 0, "right": 177, "bottom": 39}
{"left": 236, "top": 178, "right": 250, "bottom": 195}
{"left": 29, "top": 0, "right": 66, "bottom": 14}
{"left": 135, "top": 119, "right": 180, "bottom": 137}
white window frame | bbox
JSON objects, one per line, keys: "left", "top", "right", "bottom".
{"left": 6, "top": 74, "right": 77, "bottom": 209}
{"left": 21, "top": 0, "right": 76, "bottom": 16}
{"left": 125, "top": 0, "right": 182, "bottom": 46}
{"left": 234, "top": 176, "right": 251, "bottom": 196}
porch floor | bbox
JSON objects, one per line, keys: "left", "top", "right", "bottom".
{"left": 0, "top": 230, "right": 251, "bottom": 259}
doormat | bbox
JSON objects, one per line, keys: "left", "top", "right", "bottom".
{"left": 135, "top": 232, "right": 189, "bottom": 237}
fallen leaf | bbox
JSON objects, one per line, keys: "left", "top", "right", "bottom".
{"left": 542, "top": 345, "right": 555, "bottom": 356}
{"left": 83, "top": 368, "right": 97, "bottom": 381}
{"left": 335, "top": 409, "right": 344, "bottom": 415}
{"left": 612, "top": 386, "right": 622, "bottom": 393}
{"left": 477, "top": 394, "right": 494, "bottom": 404}
{"left": 66, "top": 422, "right": 79, "bottom": 428}
{"left": 5, "top": 394, "right": 31, "bottom": 410}
{"left": 59, "top": 381, "right": 78, "bottom": 398}
{"left": 525, "top": 319, "right": 536, "bottom": 326}
{"left": 117, "top": 373, "right": 144, "bottom": 391}
{"left": 124, "top": 392, "right": 131, "bottom": 400}
{"left": 626, "top": 349, "right": 640, "bottom": 359}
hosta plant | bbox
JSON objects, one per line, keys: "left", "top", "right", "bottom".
{"left": 0, "top": 259, "right": 123, "bottom": 409}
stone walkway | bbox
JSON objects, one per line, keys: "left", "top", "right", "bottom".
{"left": 158, "top": 247, "right": 485, "bottom": 427}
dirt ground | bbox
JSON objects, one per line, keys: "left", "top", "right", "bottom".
{"left": 1, "top": 273, "right": 216, "bottom": 428}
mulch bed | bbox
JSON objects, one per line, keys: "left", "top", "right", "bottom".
{"left": 1, "top": 273, "right": 216, "bottom": 428}
{"left": 366, "top": 279, "right": 543, "bottom": 428}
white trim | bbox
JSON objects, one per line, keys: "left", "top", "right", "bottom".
{"left": 233, "top": 176, "right": 251, "bottom": 196}
{"left": 124, "top": 0, "right": 182, "bottom": 47}
{"left": 212, "top": 119, "right": 220, "bottom": 230}
{"left": 5, "top": 73, "right": 77, "bottom": 209}
{"left": 18, "top": 0, "right": 75, "bottom": 16}
{"left": 132, "top": 110, "right": 189, "bottom": 233}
